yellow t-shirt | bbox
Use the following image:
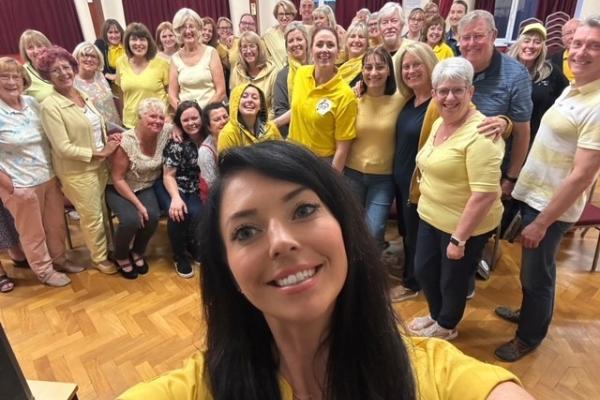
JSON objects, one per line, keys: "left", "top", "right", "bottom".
{"left": 116, "top": 337, "right": 519, "bottom": 400}
{"left": 416, "top": 111, "right": 504, "bottom": 235}
{"left": 288, "top": 65, "right": 358, "bottom": 157}
{"left": 346, "top": 91, "right": 406, "bottom": 174}
{"left": 23, "top": 63, "right": 53, "bottom": 102}
{"left": 433, "top": 43, "right": 455, "bottom": 61}
{"left": 116, "top": 57, "right": 170, "bottom": 128}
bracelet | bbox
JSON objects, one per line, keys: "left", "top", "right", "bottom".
{"left": 502, "top": 174, "right": 518, "bottom": 183}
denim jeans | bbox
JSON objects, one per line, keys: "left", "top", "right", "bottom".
{"left": 344, "top": 168, "right": 394, "bottom": 248}
{"left": 415, "top": 220, "right": 494, "bottom": 329}
{"left": 516, "top": 202, "right": 572, "bottom": 347}
{"left": 394, "top": 181, "right": 421, "bottom": 291}
{"left": 166, "top": 191, "right": 202, "bottom": 261}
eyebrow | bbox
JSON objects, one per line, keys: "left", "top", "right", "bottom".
{"left": 226, "top": 186, "right": 308, "bottom": 223}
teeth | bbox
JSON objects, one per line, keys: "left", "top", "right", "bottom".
{"left": 275, "top": 268, "right": 316, "bottom": 287}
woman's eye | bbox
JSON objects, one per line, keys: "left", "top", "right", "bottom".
{"left": 232, "top": 226, "right": 258, "bottom": 242}
{"left": 294, "top": 203, "right": 320, "bottom": 219}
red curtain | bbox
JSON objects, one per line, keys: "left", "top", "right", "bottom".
{"left": 440, "top": 0, "right": 453, "bottom": 18}
{"left": 536, "top": 0, "right": 577, "bottom": 21}
{"left": 475, "top": 0, "right": 496, "bottom": 14}
{"left": 335, "top": 0, "right": 362, "bottom": 29}
{"left": 366, "top": 0, "right": 388, "bottom": 14}
{"left": 0, "top": 0, "right": 83, "bottom": 56}
{"left": 123, "top": 0, "right": 231, "bottom": 34}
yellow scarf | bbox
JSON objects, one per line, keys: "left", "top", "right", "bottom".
{"left": 287, "top": 57, "right": 302, "bottom": 103}
{"left": 338, "top": 55, "right": 363, "bottom": 84}
{"left": 107, "top": 44, "right": 125, "bottom": 69}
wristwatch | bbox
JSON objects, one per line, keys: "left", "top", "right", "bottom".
{"left": 450, "top": 235, "right": 466, "bottom": 247}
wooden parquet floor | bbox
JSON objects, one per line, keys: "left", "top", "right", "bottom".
{"left": 1, "top": 218, "right": 600, "bottom": 399}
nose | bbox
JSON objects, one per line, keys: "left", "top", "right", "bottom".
{"left": 268, "top": 220, "right": 299, "bottom": 259}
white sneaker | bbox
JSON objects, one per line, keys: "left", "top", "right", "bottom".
{"left": 417, "top": 322, "right": 458, "bottom": 341}
{"left": 408, "top": 315, "right": 435, "bottom": 333}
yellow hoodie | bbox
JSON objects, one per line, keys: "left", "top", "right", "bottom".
{"left": 217, "top": 83, "right": 282, "bottom": 153}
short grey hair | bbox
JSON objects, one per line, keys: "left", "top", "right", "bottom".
{"left": 378, "top": 2, "right": 404, "bottom": 24}
{"left": 431, "top": 57, "right": 474, "bottom": 88}
{"left": 584, "top": 14, "right": 600, "bottom": 28}
{"left": 137, "top": 98, "right": 166, "bottom": 118}
{"left": 72, "top": 41, "right": 104, "bottom": 71}
{"left": 458, "top": 10, "right": 496, "bottom": 35}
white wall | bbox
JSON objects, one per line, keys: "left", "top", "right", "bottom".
{"left": 73, "top": 0, "right": 96, "bottom": 42}
{"left": 229, "top": 0, "right": 250, "bottom": 35}
{"left": 100, "top": 0, "right": 126, "bottom": 27}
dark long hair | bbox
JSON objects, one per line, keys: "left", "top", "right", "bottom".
{"left": 174, "top": 100, "right": 204, "bottom": 141}
{"left": 361, "top": 46, "right": 397, "bottom": 96}
{"left": 199, "top": 141, "right": 416, "bottom": 400}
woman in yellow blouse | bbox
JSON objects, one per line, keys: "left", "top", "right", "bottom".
{"left": 288, "top": 27, "right": 357, "bottom": 172}
{"left": 116, "top": 23, "right": 169, "bottom": 128}
{"left": 18, "top": 29, "right": 53, "bottom": 102}
{"left": 230, "top": 31, "right": 278, "bottom": 120}
{"left": 117, "top": 141, "right": 533, "bottom": 400}
{"left": 410, "top": 57, "right": 504, "bottom": 340}
{"left": 262, "top": 0, "right": 297, "bottom": 70}
{"left": 421, "top": 15, "right": 455, "bottom": 61}
{"left": 38, "top": 46, "right": 120, "bottom": 275}
{"left": 217, "top": 83, "right": 281, "bottom": 153}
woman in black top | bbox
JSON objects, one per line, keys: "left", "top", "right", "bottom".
{"left": 94, "top": 19, "right": 125, "bottom": 91}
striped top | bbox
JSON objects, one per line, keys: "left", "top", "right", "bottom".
{"left": 512, "top": 79, "right": 600, "bottom": 222}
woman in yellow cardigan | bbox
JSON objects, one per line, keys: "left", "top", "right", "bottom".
{"left": 39, "top": 46, "right": 120, "bottom": 274}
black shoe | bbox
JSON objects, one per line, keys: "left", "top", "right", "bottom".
{"left": 116, "top": 259, "right": 138, "bottom": 280}
{"left": 175, "top": 258, "right": 194, "bottom": 279}
{"left": 130, "top": 254, "right": 149, "bottom": 275}
{"left": 11, "top": 258, "right": 29, "bottom": 269}
{"left": 495, "top": 337, "right": 537, "bottom": 362}
{"left": 495, "top": 306, "right": 520, "bottom": 323}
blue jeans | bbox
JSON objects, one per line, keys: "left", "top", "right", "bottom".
{"left": 415, "top": 220, "right": 494, "bottom": 329}
{"left": 166, "top": 191, "right": 202, "bottom": 261}
{"left": 344, "top": 168, "right": 394, "bottom": 247}
{"left": 516, "top": 202, "right": 572, "bottom": 347}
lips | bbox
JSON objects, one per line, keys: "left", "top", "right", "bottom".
{"left": 269, "top": 264, "right": 322, "bottom": 288}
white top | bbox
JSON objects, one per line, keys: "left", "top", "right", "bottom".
{"left": 81, "top": 104, "right": 104, "bottom": 151}
{"left": 172, "top": 46, "right": 216, "bottom": 108}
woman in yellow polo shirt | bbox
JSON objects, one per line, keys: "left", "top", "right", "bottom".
{"left": 117, "top": 141, "right": 532, "bottom": 400}
{"left": 288, "top": 27, "right": 358, "bottom": 172}
{"left": 217, "top": 83, "right": 281, "bottom": 153}
{"left": 409, "top": 57, "right": 504, "bottom": 340}
{"left": 116, "top": 23, "right": 169, "bottom": 128}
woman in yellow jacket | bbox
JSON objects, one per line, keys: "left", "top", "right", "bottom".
{"left": 39, "top": 46, "right": 120, "bottom": 274}
{"left": 217, "top": 83, "right": 281, "bottom": 153}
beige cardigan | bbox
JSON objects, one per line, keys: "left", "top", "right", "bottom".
{"left": 40, "top": 89, "right": 107, "bottom": 176}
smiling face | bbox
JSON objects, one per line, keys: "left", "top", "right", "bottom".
{"left": 48, "top": 58, "right": 75, "bottom": 92}
{"left": 313, "top": 12, "right": 328, "bottom": 29}
{"left": 181, "top": 19, "right": 200, "bottom": 45}
{"left": 569, "top": 25, "right": 600, "bottom": 86}
{"left": 128, "top": 35, "right": 149, "bottom": 58}
{"left": 25, "top": 42, "right": 47, "bottom": 69}
{"left": 408, "top": 12, "right": 425, "bottom": 35}
{"left": 286, "top": 30, "right": 308, "bottom": 63}
{"left": 368, "top": 19, "right": 380, "bottom": 39}
{"left": 379, "top": 10, "right": 403, "bottom": 49}
{"left": 107, "top": 25, "right": 122, "bottom": 46}
{"left": 518, "top": 33, "right": 543, "bottom": 65}
{"left": 459, "top": 18, "right": 496, "bottom": 73}
{"left": 240, "top": 39, "right": 259, "bottom": 66}
{"left": 300, "top": 0, "right": 314, "bottom": 23}
{"left": 217, "top": 21, "right": 233, "bottom": 40}
{"left": 0, "top": 66, "right": 25, "bottom": 105}
{"left": 239, "top": 15, "right": 257, "bottom": 33}
{"left": 219, "top": 171, "right": 348, "bottom": 325}
{"left": 180, "top": 107, "right": 202, "bottom": 137}
{"left": 426, "top": 24, "right": 444, "bottom": 46}
{"left": 401, "top": 52, "right": 430, "bottom": 92}
{"left": 202, "top": 24, "right": 214, "bottom": 44}
{"left": 277, "top": 5, "right": 294, "bottom": 30}
{"left": 77, "top": 52, "right": 99, "bottom": 75}
{"left": 139, "top": 107, "right": 165, "bottom": 135}
{"left": 312, "top": 29, "right": 338, "bottom": 69}
{"left": 346, "top": 31, "right": 368, "bottom": 58}
{"left": 448, "top": 3, "right": 467, "bottom": 29}
{"left": 208, "top": 107, "right": 229, "bottom": 136}
{"left": 433, "top": 78, "right": 473, "bottom": 124}
{"left": 239, "top": 86, "right": 261, "bottom": 119}
{"left": 160, "top": 28, "right": 177, "bottom": 50}
{"left": 363, "top": 53, "right": 389, "bottom": 92}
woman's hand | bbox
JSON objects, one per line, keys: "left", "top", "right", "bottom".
{"left": 136, "top": 204, "right": 149, "bottom": 228}
{"left": 169, "top": 197, "right": 188, "bottom": 222}
{"left": 170, "top": 125, "right": 183, "bottom": 143}
{"left": 477, "top": 116, "right": 508, "bottom": 142}
{"left": 446, "top": 242, "right": 465, "bottom": 260}
{"left": 0, "top": 172, "right": 15, "bottom": 195}
{"left": 105, "top": 73, "right": 116, "bottom": 82}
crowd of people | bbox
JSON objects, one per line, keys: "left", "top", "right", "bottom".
{"left": 1, "top": 1, "right": 599, "bottom": 383}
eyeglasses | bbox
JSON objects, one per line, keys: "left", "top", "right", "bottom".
{"left": 218, "top": 25, "right": 233, "bottom": 31}
{"left": 409, "top": 17, "right": 425, "bottom": 22}
{"left": 277, "top": 12, "right": 295, "bottom": 18}
{"left": 460, "top": 31, "right": 491, "bottom": 43}
{"left": 434, "top": 86, "right": 468, "bottom": 97}
{"left": 80, "top": 54, "right": 98, "bottom": 60}
{"left": 0, "top": 74, "right": 22, "bottom": 83}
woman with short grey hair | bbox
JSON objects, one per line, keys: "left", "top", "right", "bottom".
{"left": 408, "top": 57, "right": 505, "bottom": 340}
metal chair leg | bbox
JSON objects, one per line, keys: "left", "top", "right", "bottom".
{"left": 64, "top": 210, "right": 73, "bottom": 250}
{"left": 592, "top": 228, "right": 600, "bottom": 272}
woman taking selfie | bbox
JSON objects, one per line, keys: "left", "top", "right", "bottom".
{"left": 118, "top": 141, "right": 534, "bottom": 400}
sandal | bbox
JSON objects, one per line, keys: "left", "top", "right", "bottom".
{"left": 115, "top": 259, "right": 138, "bottom": 280}
{"left": 130, "top": 253, "right": 149, "bottom": 275}
{"left": 0, "top": 275, "right": 15, "bottom": 293}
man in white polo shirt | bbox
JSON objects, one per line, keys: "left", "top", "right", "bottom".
{"left": 495, "top": 15, "right": 600, "bottom": 362}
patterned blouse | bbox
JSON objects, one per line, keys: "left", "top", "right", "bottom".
{"left": 120, "top": 128, "right": 170, "bottom": 193}
{"left": 163, "top": 138, "right": 200, "bottom": 194}
{"left": 74, "top": 72, "right": 122, "bottom": 127}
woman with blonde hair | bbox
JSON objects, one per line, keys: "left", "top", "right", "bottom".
{"left": 155, "top": 22, "right": 178, "bottom": 60}
{"left": 405, "top": 8, "right": 425, "bottom": 41}
{"left": 72, "top": 42, "right": 121, "bottom": 126}
{"left": 168, "top": 8, "right": 225, "bottom": 110}
{"left": 339, "top": 22, "right": 369, "bottom": 85}
{"left": 230, "top": 31, "right": 278, "bottom": 120}
{"left": 18, "top": 29, "right": 52, "bottom": 101}
{"left": 421, "top": 15, "right": 454, "bottom": 61}
{"left": 116, "top": 23, "right": 169, "bottom": 128}
{"left": 312, "top": 5, "right": 347, "bottom": 64}
{"left": 263, "top": 0, "right": 297, "bottom": 69}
